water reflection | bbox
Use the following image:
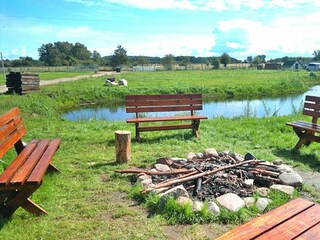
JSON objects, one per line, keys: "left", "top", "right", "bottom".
{"left": 62, "top": 85, "right": 320, "bottom": 121}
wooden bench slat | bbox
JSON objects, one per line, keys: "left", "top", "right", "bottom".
{"left": 0, "top": 117, "right": 24, "bottom": 143}
{"left": 10, "top": 139, "right": 51, "bottom": 186}
{"left": 303, "top": 109, "right": 320, "bottom": 118}
{"left": 295, "top": 222, "right": 320, "bottom": 239}
{"left": 0, "top": 140, "right": 38, "bottom": 187}
{"left": 139, "top": 124, "right": 194, "bottom": 132}
{"left": 125, "top": 99, "right": 203, "bottom": 107}
{"left": 256, "top": 204, "right": 320, "bottom": 239}
{"left": 0, "top": 126, "right": 26, "bottom": 159}
{"left": 0, "top": 107, "right": 20, "bottom": 126}
{"left": 126, "top": 105, "right": 203, "bottom": 113}
{"left": 125, "top": 94, "right": 202, "bottom": 101}
{"left": 305, "top": 95, "right": 320, "bottom": 102}
{"left": 127, "top": 115, "right": 208, "bottom": 123}
{"left": 28, "top": 139, "right": 61, "bottom": 184}
{"left": 215, "top": 198, "right": 314, "bottom": 240}
{"left": 286, "top": 121, "right": 320, "bottom": 133}
{"left": 304, "top": 102, "right": 320, "bottom": 111}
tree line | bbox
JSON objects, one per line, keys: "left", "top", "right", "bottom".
{"left": 2, "top": 41, "right": 320, "bottom": 69}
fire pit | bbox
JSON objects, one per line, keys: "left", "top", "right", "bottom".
{"left": 117, "top": 148, "right": 303, "bottom": 214}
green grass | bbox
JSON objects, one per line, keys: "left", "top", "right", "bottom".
{"left": 0, "top": 69, "right": 320, "bottom": 239}
{"left": 0, "top": 73, "right": 5, "bottom": 84}
{"left": 38, "top": 71, "right": 95, "bottom": 80}
{"left": 117, "top": 70, "right": 314, "bottom": 98}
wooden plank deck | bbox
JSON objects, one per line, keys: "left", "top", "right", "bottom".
{"left": 216, "top": 198, "right": 320, "bottom": 240}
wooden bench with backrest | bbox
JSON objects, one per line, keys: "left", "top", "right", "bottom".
{"left": 125, "top": 94, "right": 208, "bottom": 142}
{"left": 286, "top": 95, "right": 320, "bottom": 149}
{"left": 0, "top": 107, "right": 61, "bottom": 217}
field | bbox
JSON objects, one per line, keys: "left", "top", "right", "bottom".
{"left": 0, "top": 71, "right": 95, "bottom": 85}
{"left": 0, "top": 69, "right": 320, "bottom": 239}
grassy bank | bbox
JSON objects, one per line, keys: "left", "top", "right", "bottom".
{"left": 36, "top": 69, "right": 320, "bottom": 111}
{"left": 0, "top": 70, "right": 320, "bottom": 239}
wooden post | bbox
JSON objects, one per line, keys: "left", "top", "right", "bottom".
{"left": 115, "top": 130, "right": 131, "bottom": 163}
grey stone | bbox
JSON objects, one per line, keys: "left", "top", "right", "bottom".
{"left": 192, "top": 200, "right": 204, "bottom": 212}
{"left": 204, "top": 148, "right": 219, "bottom": 158}
{"left": 196, "top": 152, "right": 204, "bottom": 159}
{"left": 243, "top": 197, "right": 256, "bottom": 208}
{"left": 187, "top": 152, "right": 197, "bottom": 161}
{"left": 279, "top": 171, "right": 303, "bottom": 187}
{"left": 256, "top": 187, "right": 270, "bottom": 197}
{"left": 216, "top": 193, "right": 245, "bottom": 212}
{"left": 273, "top": 159, "right": 283, "bottom": 165}
{"left": 159, "top": 185, "right": 189, "bottom": 209}
{"left": 136, "top": 173, "right": 151, "bottom": 184}
{"left": 159, "top": 185, "right": 189, "bottom": 199}
{"left": 270, "top": 184, "right": 294, "bottom": 195}
{"left": 256, "top": 198, "right": 271, "bottom": 212}
{"left": 243, "top": 179, "right": 254, "bottom": 188}
{"left": 277, "top": 164, "right": 294, "bottom": 173}
{"left": 154, "top": 163, "right": 171, "bottom": 172}
{"left": 140, "top": 179, "right": 154, "bottom": 189}
{"left": 176, "top": 196, "right": 193, "bottom": 206}
{"left": 208, "top": 201, "right": 220, "bottom": 215}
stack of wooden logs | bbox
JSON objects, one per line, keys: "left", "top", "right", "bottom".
{"left": 6, "top": 72, "right": 40, "bottom": 94}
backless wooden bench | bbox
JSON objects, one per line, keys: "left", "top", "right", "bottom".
{"left": 286, "top": 95, "right": 320, "bottom": 149}
{"left": 125, "top": 94, "right": 208, "bottom": 142}
{"left": 216, "top": 198, "right": 320, "bottom": 239}
{"left": 0, "top": 107, "right": 61, "bottom": 217}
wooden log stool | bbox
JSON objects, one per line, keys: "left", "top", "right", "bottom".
{"left": 115, "top": 130, "right": 131, "bottom": 163}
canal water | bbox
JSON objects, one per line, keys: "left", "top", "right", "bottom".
{"left": 62, "top": 85, "right": 320, "bottom": 121}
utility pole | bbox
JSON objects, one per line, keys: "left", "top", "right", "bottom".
{"left": 0, "top": 52, "right": 5, "bottom": 80}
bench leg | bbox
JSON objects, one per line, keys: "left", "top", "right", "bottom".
{"left": 47, "top": 163, "right": 61, "bottom": 173}
{"left": 135, "top": 123, "right": 141, "bottom": 143}
{"left": 1, "top": 185, "right": 43, "bottom": 217}
{"left": 293, "top": 128, "right": 314, "bottom": 149}
{"left": 21, "top": 198, "right": 48, "bottom": 216}
{"left": 192, "top": 120, "right": 200, "bottom": 138}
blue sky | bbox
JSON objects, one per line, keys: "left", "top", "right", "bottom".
{"left": 1, "top": 0, "right": 320, "bottom": 60}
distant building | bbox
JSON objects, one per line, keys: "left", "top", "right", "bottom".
{"left": 282, "top": 60, "right": 306, "bottom": 70}
{"left": 264, "top": 63, "right": 282, "bottom": 70}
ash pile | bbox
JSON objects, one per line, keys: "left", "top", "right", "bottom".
{"left": 117, "top": 148, "right": 303, "bottom": 213}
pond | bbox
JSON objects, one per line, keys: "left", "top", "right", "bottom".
{"left": 62, "top": 85, "right": 320, "bottom": 121}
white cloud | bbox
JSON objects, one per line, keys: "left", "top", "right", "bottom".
{"left": 66, "top": 0, "right": 320, "bottom": 11}
{"left": 124, "top": 34, "right": 215, "bottom": 57}
{"left": 215, "top": 11, "right": 320, "bottom": 58}
{"left": 226, "top": 41, "right": 244, "bottom": 49}
{"left": 43, "top": 24, "right": 216, "bottom": 57}
{"left": 10, "top": 45, "right": 28, "bottom": 58}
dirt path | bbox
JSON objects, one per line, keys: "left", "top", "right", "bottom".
{"left": 0, "top": 71, "right": 117, "bottom": 93}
